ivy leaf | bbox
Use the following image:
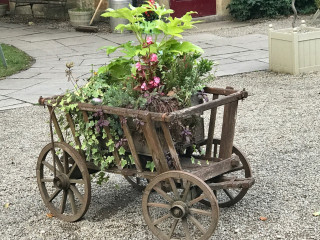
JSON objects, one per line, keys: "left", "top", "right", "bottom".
{"left": 118, "top": 146, "right": 126, "bottom": 155}
{"left": 146, "top": 161, "right": 155, "bottom": 172}
{"left": 121, "top": 158, "right": 127, "bottom": 167}
{"left": 191, "top": 156, "right": 195, "bottom": 164}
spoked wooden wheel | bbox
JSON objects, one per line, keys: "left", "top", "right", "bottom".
{"left": 124, "top": 175, "right": 148, "bottom": 191}
{"left": 208, "top": 138, "right": 253, "bottom": 208}
{"left": 36, "top": 142, "right": 91, "bottom": 222}
{"left": 142, "top": 171, "right": 219, "bottom": 240}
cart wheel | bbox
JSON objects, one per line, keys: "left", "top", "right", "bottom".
{"left": 142, "top": 171, "right": 219, "bottom": 240}
{"left": 36, "top": 142, "right": 91, "bottom": 222}
{"left": 124, "top": 175, "right": 148, "bottom": 191}
{"left": 208, "top": 138, "right": 252, "bottom": 208}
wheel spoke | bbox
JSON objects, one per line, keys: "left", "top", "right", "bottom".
{"left": 41, "top": 178, "right": 54, "bottom": 182}
{"left": 70, "top": 184, "right": 84, "bottom": 202}
{"left": 182, "top": 181, "right": 191, "bottom": 202}
{"left": 48, "top": 188, "right": 62, "bottom": 202}
{"left": 153, "top": 185, "right": 174, "bottom": 203}
{"left": 168, "top": 219, "right": 179, "bottom": 238}
{"left": 147, "top": 202, "right": 171, "bottom": 209}
{"left": 189, "top": 208, "right": 212, "bottom": 216}
{"left": 182, "top": 218, "right": 191, "bottom": 240}
{"left": 63, "top": 151, "right": 69, "bottom": 174}
{"left": 223, "top": 189, "right": 235, "bottom": 200}
{"left": 68, "top": 189, "right": 77, "bottom": 215}
{"left": 60, "top": 190, "right": 67, "bottom": 214}
{"left": 54, "top": 155, "right": 64, "bottom": 173}
{"left": 152, "top": 213, "right": 171, "bottom": 226}
{"left": 188, "top": 194, "right": 205, "bottom": 206}
{"left": 188, "top": 214, "right": 206, "bottom": 234}
{"left": 168, "top": 178, "right": 179, "bottom": 199}
{"left": 42, "top": 161, "right": 61, "bottom": 175}
{"left": 67, "top": 163, "right": 77, "bottom": 178}
{"left": 69, "top": 179, "right": 85, "bottom": 184}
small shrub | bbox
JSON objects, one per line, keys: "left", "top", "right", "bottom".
{"left": 228, "top": 0, "right": 316, "bottom": 21}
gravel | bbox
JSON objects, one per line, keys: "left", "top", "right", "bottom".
{"left": 1, "top": 16, "right": 320, "bottom": 240}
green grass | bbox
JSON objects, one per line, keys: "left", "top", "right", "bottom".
{"left": 0, "top": 43, "right": 34, "bottom": 79}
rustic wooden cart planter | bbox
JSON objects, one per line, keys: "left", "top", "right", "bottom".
{"left": 37, "top": 86, "right": 254, "bottom": 240}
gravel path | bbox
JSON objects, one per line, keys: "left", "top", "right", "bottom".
{"left": 1, "top": 16, "right": 320, "bottom": 240}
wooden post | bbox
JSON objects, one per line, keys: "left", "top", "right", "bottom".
{"left": 205, "top": 94, "right": 219, "bottom": 158}
{"left": 219, "top": 100, "right": 238, "bottom": 159}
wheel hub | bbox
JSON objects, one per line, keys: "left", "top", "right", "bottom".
{"left": 54, "top": 174, "right": 70, "bottom": 190}
{"left": 170, "top": 201, "right": 188, "bottom": 219}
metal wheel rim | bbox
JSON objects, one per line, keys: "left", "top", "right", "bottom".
{"left": 142, "top": 171, "right": 219, "bottom": 240}
{"left": 36, "top": 142, "right": 91, "bottom": 222}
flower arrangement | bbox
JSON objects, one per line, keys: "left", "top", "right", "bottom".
{"left": 53, "top": 1, "right": 215, "bottom": 179}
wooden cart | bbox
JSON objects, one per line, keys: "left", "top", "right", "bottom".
{"left": 37, "top": 86, "right": 255, "bottom": 240}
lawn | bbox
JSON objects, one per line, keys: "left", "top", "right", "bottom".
{"left": 0, "top": 43, "right": 34, "bottom": 79}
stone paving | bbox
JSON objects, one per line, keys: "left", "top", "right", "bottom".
{"left": 0, "top": 22, "right": 269, "bottom": 110}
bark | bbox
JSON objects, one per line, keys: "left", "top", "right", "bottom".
{"left": 292, "top": 0, "right": 297, "bottom": 28}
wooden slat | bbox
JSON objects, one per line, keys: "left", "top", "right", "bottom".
{"left": 204, "top": 86, "right": 238, "bottom": 95}
{"left": 142, "top": 114, "right": 169, "bottom": 173}
{"left": 192, "top": 157, "right": 240, "bottom": 181}
{"left": 205, "top": 94, "right": 219, "bottom": 158}
{"left": 219, "top": 100, "right": 238, "bottom": 159}
{"left": 47, "top": 106, "right": 64, "bottom": 142}
{"left": 160, "top": 122, "right": 182, "bottom": 170}
{"left": 167, "top": 91, "right": 247, "bottom": 121}
{"left": 120, "top": 117, "right": 143, "bottom": 172}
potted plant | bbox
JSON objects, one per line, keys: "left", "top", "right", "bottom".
{"left": 269, "top": 0, "right": 320, "bottom": 75}
{"left": 68, "top": 1, "right": 93, "bottom": 27}
{"left": 53, "top": 1, "right": 215, "bottom": 174}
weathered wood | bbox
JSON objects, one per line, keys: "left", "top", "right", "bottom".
{"left": 191, "top": 157, "right": 240, "bottom": 182}
{"left": 205, "top": 94, "right": 219, "bottom": 158}
{"left": 142, "top": 114, "right": 170, "bottom": 173}
{"left": 204, "top": 86, "right": 238, "bottom": 96}
{"left": 160, "top": 122, "right": 182, "bottom": 170}
{"left": 219, "top": 100, "right": 238, "bottom": 159}
{"left": 47, "top": 106, "right": 64, "bottom": 142}
{"left": 167, "top": 91, "right": 247, "bottom": 121}
{"left": 65, "top": 112, "right": 85, "bottom": 159}
{"left": 120, "top": 116, "right": 143, "bottom": 173}
{"left": 207, "top": 177, "right": 255, "bottom": 190}
{"left": 78, "top": 103, "right": 170, "bottom": 122}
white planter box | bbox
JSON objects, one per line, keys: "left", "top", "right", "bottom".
{"left": 269, "top": 21, "right": 320, "bottom": 75}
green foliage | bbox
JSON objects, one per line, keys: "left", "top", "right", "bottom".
{"left": 228, "top": 0, "right": 317, "bottom": 21}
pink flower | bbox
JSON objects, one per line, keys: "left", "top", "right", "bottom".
{"left": 154, "top": 76, "right": 160, "bottom": 85}
{"left": 146, "top": 36, "right": 153, "bottom": 45}
{"left": 150, "top": 53, "right": 158, "bottom": 62}
{"left": 141, "top": 82, "right": 147, "bottom": 90}
{"left": 150, "top": 77, "right": 160, "bottom": 87}
{"left": 135, "top": 62, "right": 142, "bottom": 71}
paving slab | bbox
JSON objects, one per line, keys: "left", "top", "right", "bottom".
{"left": 215, "top": 60, "right": 268, "bottom": 76}
{"left": 0, "top": 78, "right": 45, "bottom": 90}
{"left": 0, "top": 23, "right": 270, "bottom": 109}
{"left": 0, "top": 95, "right": 9, "bottom": 101}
